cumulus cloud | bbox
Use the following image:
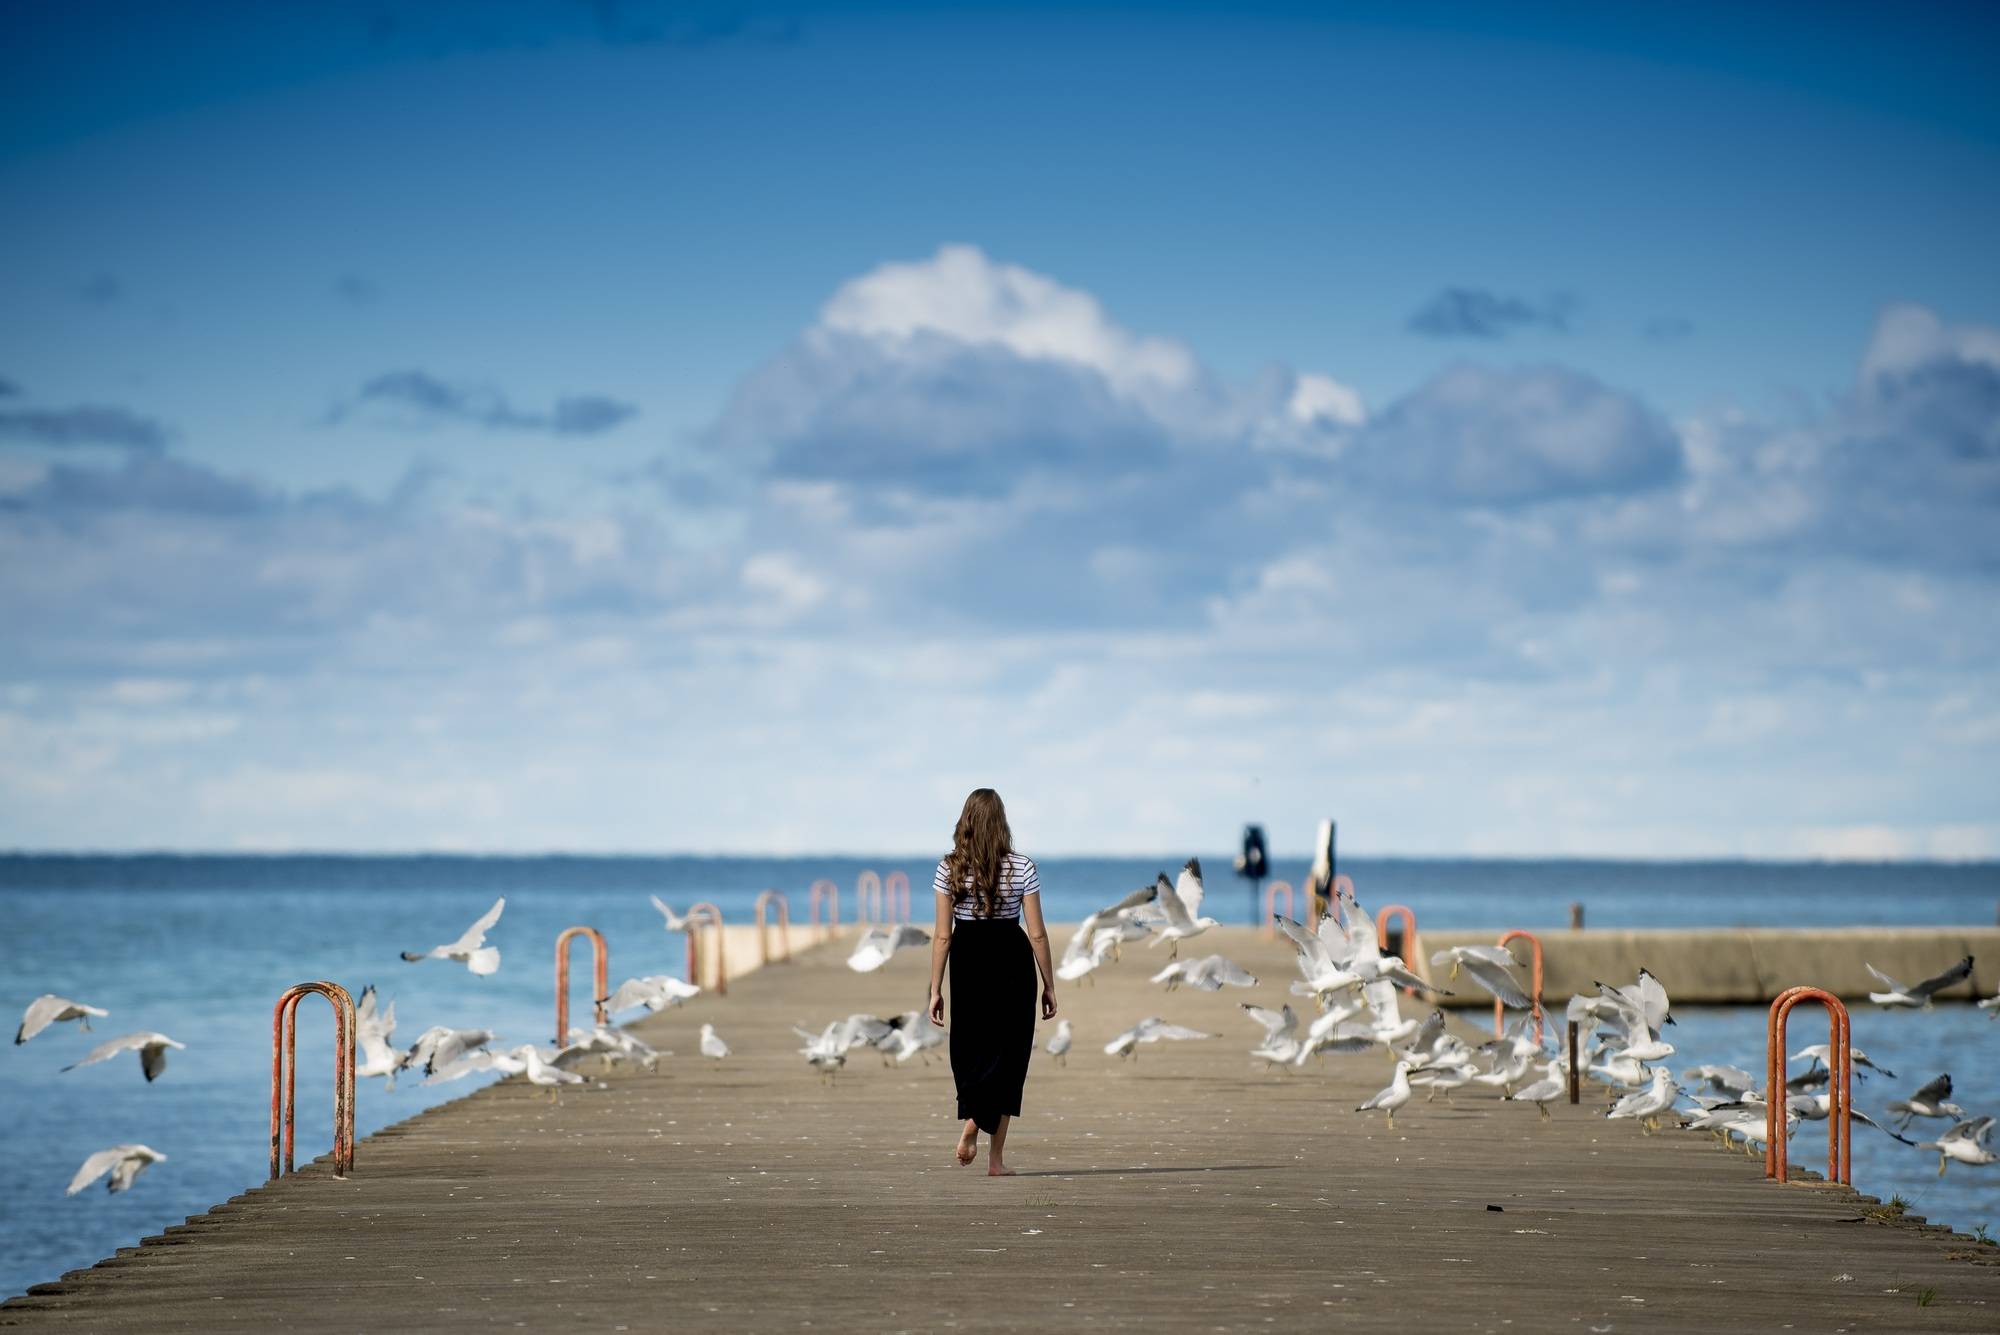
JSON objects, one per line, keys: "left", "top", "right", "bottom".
{"left": 1342, "top": 363, "right": 1682, "bottom": 506}
{"left": 1408, "top": 287, "right": 1573, "bottom": 339}
{"left": 332, "top": 370, "right": 637, "bottom": 437}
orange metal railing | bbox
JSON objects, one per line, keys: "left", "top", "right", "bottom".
{"left": 1494, "top": 929, "right": 1545, "bottom": 1044}
{"left": 1262, "top": 881, "right": 1294, "bottom": 936}
{"left": 809, "top": 879, "right": 840, "bottom": 940}
{"left": 1766, "top": 986, "right": 1852, "bottom": 1186}
{"left": 883, "top": 870, "right": 911, "bottom": 924}
{"left": 755, "top": 889, "right": 792, "bottom": 965}
{"left": 555, "top": 926, "right": 609, "bottom": 1044}
{"left": 270, "top": 981, "right": 356, "bottom": 1180}
{"left": 856, "top": 869, "right": 883, "bottom": 925}
{"left": 686, "top": 901, "right": 727, "bottom": 996}
{"left": 1375, "top": 902, "right": 1422, "bottom": 995}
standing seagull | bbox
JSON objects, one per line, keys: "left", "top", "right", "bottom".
{"left": 402, "top": 897, "right": 505, "bottom": 975}
{"left": 62, "top": 1032, "right": 185, "bottom": 1082}
{"left": 66, "top": 1145, "right": 167, "bottom": 1196}
{"left": 1864, "top": 956, "right": 1974, "bottom": 1009}
{"left": 1146, "top": 861, "right": 1220, "bottom": 959}
{"left": 1356, "top": 1061, "right": 1413, "bottom": 1130}
{"left": 17, "top": 994, "right": 109, "bottom": 1045}
{"left": 1045, "top": 1018, "right": 1072, "bottom": 1065}
{"left": 700, "top": 1022, "right": 730, "bottom": 1060}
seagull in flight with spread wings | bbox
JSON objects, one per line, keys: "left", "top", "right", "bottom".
{"left": 402, "top": 897, "right": 505, "bottom": 975}
{"left": 67, "top": 1144, "right": 167, "bottom": 1196}
{"left": 1865, "top": 955, "right": 1974, "bottom": 1009}
{"left": 17, "top": 994, "right": 109, "bottom": 1045}
{"left": 62, "top": 1031, "right": 186, "bottom": 1082}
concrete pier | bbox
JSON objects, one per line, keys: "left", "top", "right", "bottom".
{"left": 5, "top": 926, "right": 1998, "bottom": 1332}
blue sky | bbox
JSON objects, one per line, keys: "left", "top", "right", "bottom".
{"left": 2, "top": 1, "right": 1996, "bottom": 856}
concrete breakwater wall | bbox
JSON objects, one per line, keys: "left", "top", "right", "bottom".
{"left": 1404, "top": 926, "right": 2000, "bottom": 1007}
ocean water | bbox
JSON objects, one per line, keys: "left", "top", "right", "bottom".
{"left": 2, "top": 854, "right": 1996, "bottom": 1300}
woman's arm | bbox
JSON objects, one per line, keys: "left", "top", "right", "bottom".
{"left": 926, "top": 885, "right": 954, "bottom": 1025}
{"left": 1022, "top": 890, "right": 1058, "bottom": 1019}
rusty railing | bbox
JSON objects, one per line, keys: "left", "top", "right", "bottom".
{"left": 686, "top": 901, "right": 727, "bottom": 996}
{"left": 270, "top": 981, "right": 356, "bottom": 1180}
{"left": 883, "top": 870, "right": 911, "bottom": 924}
{"left": 755, "top": 889, "right": 792, "bottom": 965}
{"left": 1262, "top": 881, "right": 1294, "bottom": 937}
{"left": 1494, "top": 929, "right": 1545, "bottom": 1044}
{"left": 809, "top": 878, "right": 839, "bottom": 940}
{"left": 1766, "top": 986, "right": 1851, "bottom": 1186}
{"left": 856, "top": 869, "right": 883, "bottom": 925}
{"left": 555, "top": 925, "right": 609, "bottom": 1044}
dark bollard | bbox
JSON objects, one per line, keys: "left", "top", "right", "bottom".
{"left": 1566, "top": 1020, "right": 1580, "bottom": 1104}
{"left": 1569, "top": 901, "right": 1584, "bottom": 930}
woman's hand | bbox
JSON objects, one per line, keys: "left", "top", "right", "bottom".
{"left": 1040, "top": 985, "right": 1058, "bottom": 1020}
{"left": 927, "top": 988, "right": 945, "bottom": 1026}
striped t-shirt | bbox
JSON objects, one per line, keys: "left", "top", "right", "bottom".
{"left": 934, "top": 852, "right": 1040, "bottom": 921}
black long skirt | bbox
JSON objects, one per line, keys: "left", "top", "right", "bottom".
{"left": 948, "top": 916, "right": 1037, "bottom": 1134}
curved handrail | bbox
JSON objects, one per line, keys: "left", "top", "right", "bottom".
{"left": 1766, "top": 986, "right": 1851, "bottom": 1186}
{"left": 856, "top": 869, "right": 883, "bottom": 925}
{"left": 1494, "top": 929, "right": 1545, "bottom": 1044}
{"left": 1262, "top": 881, "right": 1294, "bottom": 937}
{"left": 883, "top": 870, "right": 911, "bottom": 924}
{"left": 270, "top": 981, "right": 356, "bottom": 1180}
{"left": 555, "top": 926, "right": 609, "bottom": 1044}
{"left": 1375, "top": 903, "right": 1423, "bottom": 995}
{"left": 685, "top": 901, "right": 727, "bottom": 996}
{"left": 755, "top": 889, "right": 792, "bottom": 965}
{"left": 809, "top": 879, "right": 840, "bottom": 941}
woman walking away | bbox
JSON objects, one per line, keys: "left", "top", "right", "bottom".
{"left": 926, "top": 788, "right": 1058, "bottom": 1176}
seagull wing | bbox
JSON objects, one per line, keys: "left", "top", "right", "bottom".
{"left": 1273, "top": 915, "right": 1333, "bottom": 972}
{"left": 1153, "top": 873, "right": 1192, "bottom": 928}
{"left": 1634, "top": 969, "right": 1672, "bottom": 1029}
{"left": 140, "top": 1039, "right": 173, "bottom": 1082}
{"left": 1909, "top": 955, "right": 1974, "bottom": 999}
{"left": 1174, "top": 859, "right": 1204, "bottom": 919}
{"left": 1863, "top": 962, "right": 1909, "bottom": 994}
{"left": 1147, "top": 1023, "right": 1213, "bottom": 1042}
{"left": 1202, "top": 955, "right": 1257, "bottom": 988}
{"left": 1097, "top": 884, "right": 1159, "bottom": 917}
{"left": 1462, "top": 957, "right": 1531, "bottom": 1009}
{"left": 649, "top": 894, "right": 687, "bottom": 930}
{"left": 67, "top": 1146, "right": 132, "bottom": 1195}
{"left": 1909, "top": 1073, "right": 1953, "bottom": 1105}
{"left": 449, "top": 897, "right": 506, "bottom": 952}
{"left": 17, "top": 995, "right": 67, "bottom": 1045}
{"left": 892, "top": 925, "right": 931, "bottom": 950}
{"left": 1240, "top": 1003, "right": 1296, "bottom": 1039}
{"left": 62, "top": 1032, "right": 148, "bottom": 1071}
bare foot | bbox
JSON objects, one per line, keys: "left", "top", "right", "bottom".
{"left": 987, "top": 1161, "right": 1016, "bottom": 1177}
{"left": 956, "top": 1126, "right": 978, "bottom": 1166}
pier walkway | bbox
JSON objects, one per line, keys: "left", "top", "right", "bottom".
{"left": 4, "top": 928, "right": 1997, "bottom": 1332}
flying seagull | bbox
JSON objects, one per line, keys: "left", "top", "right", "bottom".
{"left": 600, "top": 975, "right": 701, "bottom": 1015}
{"left": 17, "top": 994, "right": 109, "bottom": 1045}
{"left": 1144, "top": 860, "right": 1220, "bottom": 958}
{"left": 649, "top": 895, "right": 692, "bottom": 931}
{"left": 1151, "top": 954, "right": 1257, "bottom": 992}
{"left": 847, "top": 924, "right": 931, "bottom": 973}
{"left": 1103, "top": 1016, "right": 1212, "bottom": 1058}
{"left": 62, "top": 1031, "right": 185, "bottom": 1082}
{"left": 353, "top": 985, "right": 402, "bottom": 1086}
{"left": 1918, "top": 1116, "right": 1997, "bottom": 1176}
{"left": 1429, "top": 945, "right": 1532, "bottom": 1009}
{"left": 67, "top": 1144, "right": 166, "bottom": 1196}
{"left": 402, "top": 896, "right": 505, "bottom": 975}
{"left": 1864, "top": 956, "right": 1974, "bottom": 1009}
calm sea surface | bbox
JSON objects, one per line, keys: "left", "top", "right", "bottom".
{"left": 2, "top": 855, "right": 1996, "bottom": 1299}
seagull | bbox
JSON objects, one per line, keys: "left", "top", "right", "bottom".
{"left": 555, "top": 1026, "right": 660, "bottom": 1070}
{"left": 794, "top": 1015, "right": 894, "bottom": 1079}
{"left": 1590, "top": 970, "right": 1675, "bottom": 1063}
{"left": 1356, "top": 1061, "right": 1413, "bottom": 1130}
{"left": 1045, "top": 1018, "right": 1072, "bottom": 1065}
{"left": 17, "top": 994, "right": 108, "bottom": 1045}
{"left": 1429, "top": 945, "right": 1532, "bottom": 1009}
{"left": 1274, "top": 913, "right": 1448, "bottom": 1003}
{"left": 700, "top": 1023, "right": 730, "bottom": 1060}
{"left": 600, "top": 975, "right": 701, "bottom": 1015}
{"left": 1606, "top": 1067, "right": 1681, "bottom": 1131}
{"left": 422, "top": 1046, "right": 526, "bottom": 1085}
{"left": 353, "top": 985, "right": 402, "bottom": 1085}
{"left": 847, "top": 924, "right": 932, "bottom": 973}
{"left": 1056, "top": 884, "right": 1159, "bottom": 982}
{"left": 649, "top": 895, "right": 691, "bottom": 931}
{"left": 1504, "top": 1059, "right": 1569, "bottom": 1119}
{"left": 1864, "top": 955, "right": 1974, "bottom": 1009}
{"left": 401, "top": 896, "right": 504, "bottom": 975}
{"left": 1979, "top": 986, "right": 2000, "bottom": 1019}
{"left": 519, "top": 1044, "right": 589, "bottom": 1098}
{"left": 399, "top": 1026, "right": 495, "bottom": 1079}
{"left": 1241, "top": 1003, "right": 1302, "bottom": 1067}
{"left": 1144, "top": 861, "right": 1221, "bottom": 958}
{"left": 1151, "top": 954, "right": 1257, "bottom": 992}
{"left": 1886, "top": 1074, "right": 1968, "bottom": 1131}
{"left": 1783, "top": 1092, "right": 1916, "bottom": 1144}
{"left": 1919, "top": 1116, "right": 1997, "bottom": 1176}
{"left": 1790, "top": 1043, "right": 1894, "bottom": 1080}
{"left": 66, "top": 1144, "right": 166, "bottom": 1196}
{"left": 875, "top": 1010, "right": 948, "bottom": 1065}
{"left": 1682, "top": 1064, "right": 1759, "bottom": 1098}
{"left": 1103, "top": 1016, "right": 1212, "bottom": 1059}
{"left": 62, "top": 1031, "right": 185, "bottom": 1082}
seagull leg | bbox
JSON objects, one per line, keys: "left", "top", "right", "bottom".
{"left": 1537, "top": 1102, "right": 1550, "bottom": 1122}
{"left": 1384, "top": 1109, "right": 1395, "bottom": 1132}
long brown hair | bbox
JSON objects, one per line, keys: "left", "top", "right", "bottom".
{"left": 941, "top": 788, "right": 1014, "bottom": 917}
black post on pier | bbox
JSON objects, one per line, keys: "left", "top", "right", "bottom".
{"left": 1236, "top": 824, "right": 1268, "bottom": 927}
